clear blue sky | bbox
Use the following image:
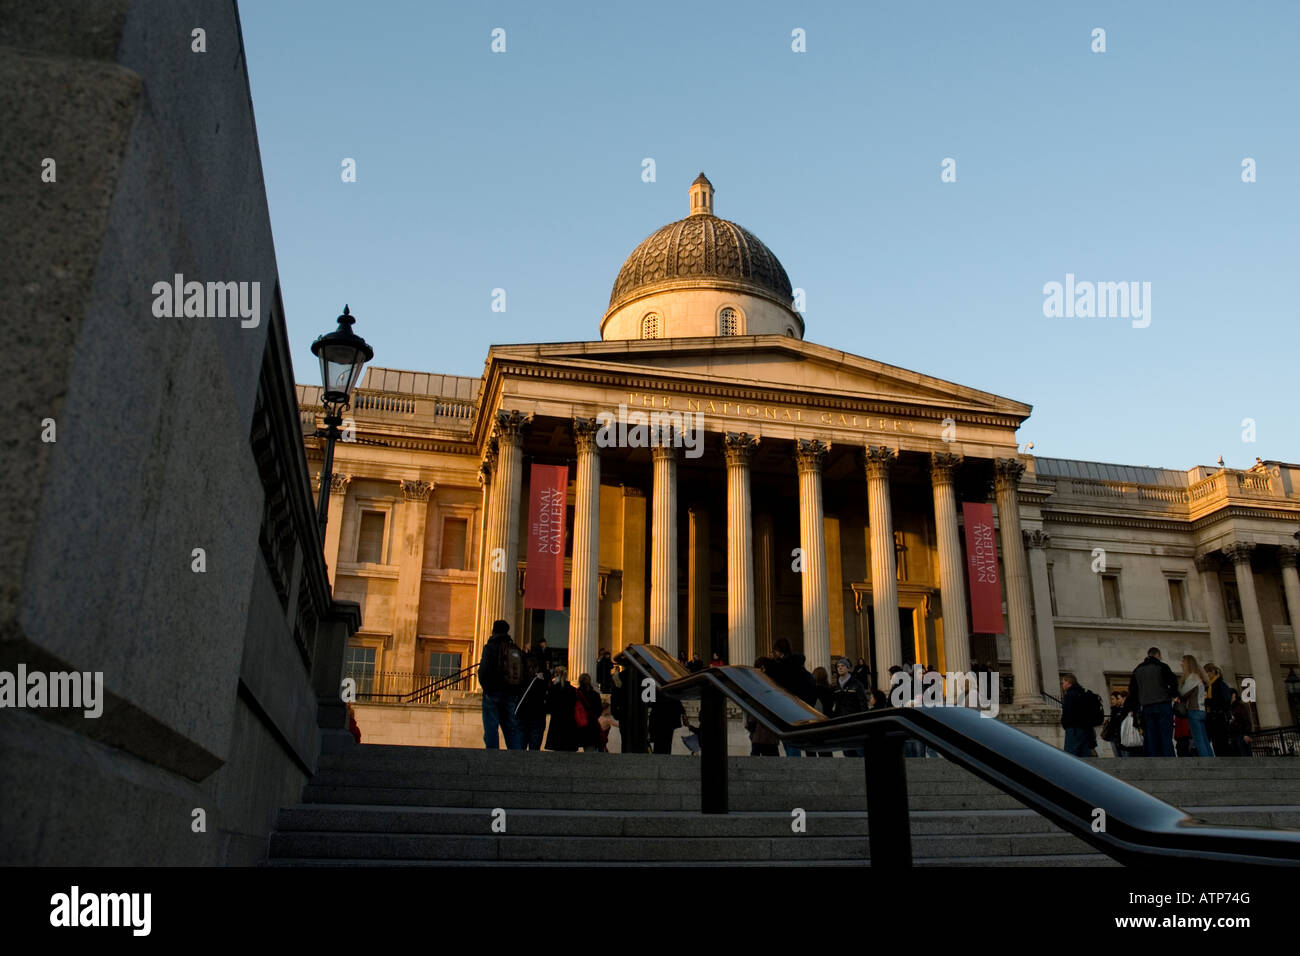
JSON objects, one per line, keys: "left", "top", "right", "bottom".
{"left": 241, "top": 1, "right": 1298, "bottom": 470}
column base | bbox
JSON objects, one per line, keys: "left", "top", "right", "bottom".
{"left": 997, "top": 703, "right": 1066, "bottom": 750}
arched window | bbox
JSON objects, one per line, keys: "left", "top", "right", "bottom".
{"left": 719, "top": 307, "right": 739, "bottom": 336}
{"left": 641, "top": 313, "right": 660, "bottom": 339}
{"left": 785, "top": 327, "right": 796, "bottom": 337}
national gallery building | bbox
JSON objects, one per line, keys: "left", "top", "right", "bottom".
{"left": 299, "top": 175, "right": 1300, "bottom": 742}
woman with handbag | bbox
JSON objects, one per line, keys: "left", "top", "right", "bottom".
{"left": 1179, "top": 655, "right": 1215, "bottom": 757}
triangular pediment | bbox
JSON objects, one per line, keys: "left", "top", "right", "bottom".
{"left": 486, "top": 336, "right": 1031, "bottom": 420}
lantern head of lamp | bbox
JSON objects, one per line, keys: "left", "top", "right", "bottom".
{"left": 311, "top": 305, "right": 374, "bottom": 407}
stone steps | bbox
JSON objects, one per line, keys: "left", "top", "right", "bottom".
{"left": 266, "top": 746, "right": 1300, "bottom": 866}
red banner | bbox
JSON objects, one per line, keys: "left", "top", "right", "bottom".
{"left": 962, "top": 502, "right": 1003, "bottom": 634}
{"left": 524, "top": 464, "right": 568, "bottom": 610}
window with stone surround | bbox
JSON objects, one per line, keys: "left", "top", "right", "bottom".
{"left": 719, "top": 307, "right": 739, "bottom": 335}
{"left": 641, "top": 313, "right": 660, "bottom": 339}
{"left": 356, "top": 511, "right": 386, "bottom": 564}
{"left": 440, "top": 517, "right": 468, "bottom": 570}
{"left": 1167, "top": 577, "right": 1188, "bottom": 621}
{"left": 1101, "top": 574, "right": 1122, "bottom": 618}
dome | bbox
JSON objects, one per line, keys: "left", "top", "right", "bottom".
{"left": 605, "top": 174, "right": 797, "bottom": 326}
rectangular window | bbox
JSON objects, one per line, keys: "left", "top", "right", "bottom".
{"left": 1101, "top": 574, "right": 1122, "bottom": 618}
{"left": 1046, "top": 563, "right": 1058, "bottom": 616}
{"left": 356, "top": 511, "right": 385, "bottom": 564}
{"left": 344, "top": 646, "right": 377, "bottom": 696}
{"left": 427, "top": 652, "right": 463, "bottom": 678}
{"left": 1222, "top": 580, "right": 1243, "bottom": 623}
{"left": 440, "top": 518, "right": 468, "bottom": 570}
{"left": 1167, "top": 578, "right": 1187, "bottom": 621}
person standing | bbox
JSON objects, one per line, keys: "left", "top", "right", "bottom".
{"left": 576, "top": 673, "right": 604, "bottom": 752}
{"left": 1059, "top": 674, "right": 1098, "bottom": 758}
{"left": 649, "top": 692, "right": 686, "bottom": 754}
{"left": 810, "top": 666, "right": 835, "bottom": 757}
{"left": 478, "top": 619, "right": 526, "bottom": 750}
{"left": 831, "top": 657, "right": 869, "bottom": 758}
{"left": 596, "top": 648, "right": 614, "bottom": 694}
{"left": 1228, "top": 690, "right": 1254, "bottom": 756}
{"left": 1127, "top": 647, "right": 1179, "bottom": 757}
{"left": 1100, "top": 691, "right": 1125, "bottom": 758}
{"left": 545, "top": 666, "right": 580, "bottom": 752}
{"left": 1204, "top": 663, "right": 1234, "bottom": 757}
{"left": 1180, "top": 655, "right": 1214, "bottom": 757}
{"left": 515, "top": 653, "right": 549, "bottom": 750}
{"left": 769, "top": 638, "right": 817, "bottom": 756}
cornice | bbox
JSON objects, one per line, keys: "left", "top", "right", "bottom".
{"left": 1041, "top": 508, "right": 1192, "bottom": 534}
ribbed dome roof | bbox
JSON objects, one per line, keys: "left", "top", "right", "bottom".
{"left": 607, "top": 174, "right": 793, "bottom": 313}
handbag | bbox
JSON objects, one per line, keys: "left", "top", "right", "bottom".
{"left": 1173, "top": 697, "right": 1188, "bottom": 718}
{"left": 573, "top": 692, "right": 590, "bottom": 729}
{"left": 1120, "top": 714, "right": 1143, "bottom": 748}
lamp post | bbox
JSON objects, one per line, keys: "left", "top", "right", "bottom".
{"left": 311, "top": 305, "right": 373, "bottom": 539}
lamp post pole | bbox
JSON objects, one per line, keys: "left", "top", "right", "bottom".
{"left": 315, "top": 404, "right": 345, "bottom": 538}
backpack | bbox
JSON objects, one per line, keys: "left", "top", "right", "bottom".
{"left": 574, "top": 692, "right": 590, "bottom": 729}
{"left": 498, "top": 638, "right": 525, "bottom": 688}
{"left": 1080, "top": 689, "right": 1105, "bottom": 727}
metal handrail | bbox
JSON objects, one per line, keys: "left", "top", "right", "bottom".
{"left": 402, "top": 664, "right": 479, "bottom": 703}
{"left": 614, "top": 643, "right": 1300, "bottom": 868}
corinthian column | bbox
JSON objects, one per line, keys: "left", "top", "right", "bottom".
{"left": 995, "top": 458, "right": 1041, "bottom": 704}
{"left": 472, "top": 442, "right": 496, "bottom": 662}
{"left": 930, "top": 452, "right": 969, "bottom": 675}
{"left": 866, "top": 446, "right": 901, "bottom": 676}
{"left": 1023, "top": 529, "right": 1059, "bottom": 692}
{"left": 567, "top": 418, "right": 602, "bottom": 684}
{"left": 754, "top": 513, "right": 775, "bottom": 655}
{"left": 394, "top": 480, "right": 433, "bottom": 671}
{"left": 1224, "top": 542, "right": 1281, "bottom": 728}
{"left": 480, "top": 411, "right": 529, "bottom": 649}
{"left": 725, "top": 433, "right": 759, "bottom": 668}
{"left": 649, "top": 430, "right": 679, "bottom": 656}
{"left": 1194, "top": 553, "right": 1233, "bottom": 675}
{"left": 1281, "top": 546, "right": 1300, "bottom": 724}
{"left": 796, "top": 439, "right": 832, "bottom": 674}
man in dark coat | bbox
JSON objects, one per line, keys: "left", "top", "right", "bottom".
{"left": 1059, "top": 674, "right": 1097, "bottom": 757}
{"left": 831, "top": 657, "right": 869, "bottom": 757}
{"left": 478, "top": 619, "right": 524, "bottom": 749}
{"left": 1126, "top": 647, "right": 1180, "bottom": 757}
{"left": 545, "top": 665, "right": 580, "bottom": 751}
{"left": 596, "top": 648, "right": 614, "bottom": 694}
{"left": 649, "top": 693, "right": 686, "bottom": 754}
{"left": 768, "top": 638, "right": 816, "bottom": 756}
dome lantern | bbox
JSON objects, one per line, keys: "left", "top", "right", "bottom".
{"left": 689, "top": 172, "right": 714, "bottom": 216}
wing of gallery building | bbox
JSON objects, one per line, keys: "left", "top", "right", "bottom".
{"left": 297, "top": 174, "right": 1300, "bottom": 748}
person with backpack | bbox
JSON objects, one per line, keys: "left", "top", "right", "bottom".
{"left": 545, "top": 665, "right": 580, "bottom": 751}
{"left": 1060, "top": 673, "right": 1102, "bottom": 757}
{"left": 478, "top": 619, "right": 526, "bottom": 749}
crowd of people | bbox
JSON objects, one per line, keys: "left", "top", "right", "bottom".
{"left": 480, "top": 623, "right": 1261, "bottom": 760}
{"left": 1060, "top": 647, "right": 1256, "bottom": 758}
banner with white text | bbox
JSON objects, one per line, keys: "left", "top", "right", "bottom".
{"left": 962, "top": 501, "right": 1004, "bottom": 634}
{"left": 523, "top": 464, "right": 568, "bottom": 610}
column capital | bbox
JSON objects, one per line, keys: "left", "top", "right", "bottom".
{"left": 724, "top": 432, "right": 760, "bottom": 466}
{"left": 400, "top": 479, "right": 433, "bottom": 501}
{"left": 328, "top": 473, "right": 352, "bottom": 495}
{"left": 493, "top": 409, "right": 532, "bottom": 445}
{"left": 651, "top": 442, "right": 678, "bottom": 462}
{"left": 863, "top": 444, "right": 897, "bottom": 478}
{"left": 994, "top": 457, "right": 1026, "bottom": 490}
{"left": 1023, "top": 529, "right": 1049, "bottom": 550}
{"left": 1193, "top": 552, "right": 1221, "bottom": 573}
{"left": 478, "top": 438, "right": 498, "bottom": 486}
{"left": 1223, "top": 541, "right": 1256, "bottom": 565}
{"left": 929, "top": 451, "right": 964, "bottom": 484}
{"left": 1278, "top": 545, "right": 1300, "bottom": 570}
{"left": 795, "top": 438, "right": 831, "bottom": 473}
{"left": 573, "top": 416, "right": 601, "bottom": 455}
